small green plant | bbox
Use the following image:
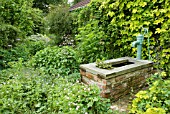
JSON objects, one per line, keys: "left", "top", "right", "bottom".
{"left": 130, "top": 72, "right": 170, "bottom": 114}
{"left": 96, "top": 59, "right": 113, "bottom": 69}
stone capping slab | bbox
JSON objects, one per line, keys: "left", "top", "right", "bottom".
{"left": 80, "top": 57, "right": 153, "bottom": 79}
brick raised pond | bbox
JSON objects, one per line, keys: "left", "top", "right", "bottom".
{"left": 80, "top": 57, "right": 153, "bottom": 101}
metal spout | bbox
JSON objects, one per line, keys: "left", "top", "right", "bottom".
{"left": 132, "top": 41, "right": 140, "bottom": 47}
{"left": 132, "top": 34, "right": 144, "bottom": 60}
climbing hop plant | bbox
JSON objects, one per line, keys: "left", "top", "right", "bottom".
{"left": 77, "top": 0, "right": 170, "bottom": 74}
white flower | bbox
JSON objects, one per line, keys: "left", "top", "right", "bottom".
{"left": 76, "top": 106, "right": 80, "bottom": 110}
{"left": 66, "top": 97, "right": 70, "bottom": 100}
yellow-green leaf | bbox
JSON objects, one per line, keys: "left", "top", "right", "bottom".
{"left": 107, "top": 11, "right": 115, "bottom": 17}
{"left": 132, "top": 9, "right": 137, "bottom": 13}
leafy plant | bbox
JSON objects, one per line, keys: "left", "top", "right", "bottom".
{"left": 0, "top": 64, "right": 113, "bottom": 113}
{"left": 130, "top": 72, "right": 170, "bottom": 113}
{"left": 30, "top": 46, "right": 81, "bottom": 76}
{"left": 96, "top": 59, "right": 113, "bottom": 69}
{"left": 76, "top": 21, "right": 113, "bottom": 63}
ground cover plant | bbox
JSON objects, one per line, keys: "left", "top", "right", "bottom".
{"left": 0, "top": 62, "right": 113, "bottom": 114}
{"left": 130, "top": 72, "right": 170, "bottom": 114}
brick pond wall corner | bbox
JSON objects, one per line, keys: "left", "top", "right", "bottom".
{"left": 80, "top": 57, "right": 153, "bottom": 101}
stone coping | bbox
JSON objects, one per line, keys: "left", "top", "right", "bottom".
{"left": 80, "top": 57, "right": 153, "bottom": 79}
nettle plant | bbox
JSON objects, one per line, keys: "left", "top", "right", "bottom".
{"left": 30, "top": 46, "right": 81, "bottom": 76}
{"left": 77, "top": 0, "right": 170, "bottom": 75}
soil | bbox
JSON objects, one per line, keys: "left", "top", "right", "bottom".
{"left": 110, "top": 94, "right": 132, "bottom": 113}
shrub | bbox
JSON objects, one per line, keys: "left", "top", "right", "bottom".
{"left": 130, "top": 72, "right": 170, "bottom": 113}
{"left": 30, "top": 46, "right": 81, "bottom": 76}
{"left": 33, "top": 0, "right": 65, "bottom": 13}
{"left": 46, "top": 4, "right": 74, "bottom": 45}
{"left": 0, "top": 65, "right": 112, "bottom": 113}
{"left": 0, "top": 24, "right": 22, "bottom": 48}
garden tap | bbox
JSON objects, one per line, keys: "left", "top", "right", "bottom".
{"left": 132, "top": 34, "right": 144, "bottom": 60}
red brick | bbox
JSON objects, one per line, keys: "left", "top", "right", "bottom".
{"left": 93, "top": 75, "right": 102, "bottom": 82}
{"left": 123, "top": 89, "right": 130, "bottom": 96}
{"left": 81, "top": 76, "right": 89, "bottom": 85}
{"left": 113, "top": 83, "right": 120, "bottom": 87}
{"left": 86, "top": 72, "right": 93, "bottom": 79}
{"left": 102, "top": 79, "right": 107, "bottom": 85}
{"left": 115, "top": 84, "right": 124, "bottom": 90}
{"left": 102, "top": 89, "right": 111, "bottom": 94}
{"left": 101, "top": 85, "right": 107, "bottom": 89}
{"left": 100, "top": 92, "right": 110, "bottom": 98}
{"left": 80, "top": 69, "right": 86, "bottom": 76}
{"left": 112, "top": 90, "right": 121, "bottom": 95}
{"left": 97, "top": 83, "right": 107, "bottom": 89}
{"left": 115, "top": 75, "right": 126, "bottom": 82}
{"left": 113, "top": 94, "right": 122, "bottom": 101}
{"left": 138, "top": 76, "right": 145, "bottom": 81}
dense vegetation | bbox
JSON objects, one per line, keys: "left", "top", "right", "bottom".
{"left": 0, "top": 0, "right": 169, "bottom": 113}
{"left": 0, "top": 65, "right": 112, "bottom": 113}
{"left": 0, "top": 0, "right": 44, "bottom": 48}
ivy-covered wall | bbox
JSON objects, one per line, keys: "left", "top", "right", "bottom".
{"left": 76, "top": 0, "right": 170, "bottom": 74}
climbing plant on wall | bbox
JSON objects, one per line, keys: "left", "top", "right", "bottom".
{"left": 77, "top": 0, "right": 170, "bottom": 75}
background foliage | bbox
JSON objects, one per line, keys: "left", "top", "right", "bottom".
{"left": 46, "top": 4, "right": 75, "bottom": 45}
{"left": 76, "top": 0, "right": 170, "bottom": 75}
{"left": 0, "top": 34, "right": 49, "bottom": 70}
{"left": 0, "top": 0, "right": 44, "bottom": 48}
{"left": 33, "top": 0, "right": 68, "bottom": 13}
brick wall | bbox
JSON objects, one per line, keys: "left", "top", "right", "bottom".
{"left": 80, "top": 67, "right": 153, "bottom": 101}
